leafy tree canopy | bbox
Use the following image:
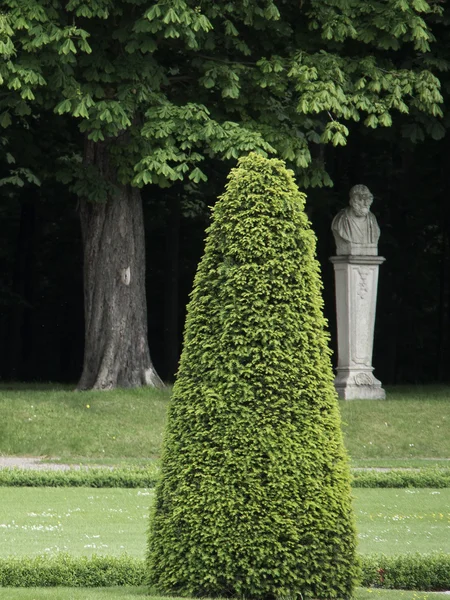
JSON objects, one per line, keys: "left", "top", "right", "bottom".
{"left": 0, "top": 0, "right": 444, "bottom": 192}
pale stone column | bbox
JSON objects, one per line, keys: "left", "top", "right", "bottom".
{"left": 330, "top": 184, "right": 386, "bottom": 400}
{"left": 330, "top": 255, "right": 385, "bottom": 399}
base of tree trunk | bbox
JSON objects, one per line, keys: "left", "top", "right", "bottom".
{"left": 77, "top": 143, "right": 163, "bottom": 390}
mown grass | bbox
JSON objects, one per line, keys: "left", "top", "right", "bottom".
{"left": 340, "top": 386, "right": 450, "bottom": 463}
{"left": 1, "top": 384, "right": 448, "bottom": 597}
{"left": 0, "top": 386, "right": 170, "bottom": 461}
{"left": 356, "top": 591, "right": 450, "bottom": 600}
{"left": 0, "top": 589, "right": 449, "bottom": 600}
{"left": 2, "top": 487, "right": 450, "bottom": 558}
{"left": 352, "top": 460, "right": 450, "bottom": 469}
{"left": 353, "top": 488, "right": 450, "bottom": 555}
{"left": 0, "top": 384, "right": 449, "bottom": 465}
{"left": 0, "top": 488, "right": 151, "bottom": 557}
{"left": 0, "top": 588, "right": 151, "bottom": 599}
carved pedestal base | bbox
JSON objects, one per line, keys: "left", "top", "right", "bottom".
{"left": 330, "top": 255, "right": 386, "bottom": 401}
{"left": 334, "top": 368, "right": 385, "bottom": 400}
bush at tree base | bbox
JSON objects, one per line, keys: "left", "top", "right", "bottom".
{"left": 147, "top": 153, "right": 359, "bottom": 599}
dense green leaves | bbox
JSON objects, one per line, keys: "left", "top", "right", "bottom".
{"left": 0, "top": 554, "right": 146, "bottom": 587}
{"left": 1, "top": 553, "right": 450, "bottom": 590}
{"left": 0, "top": 0, "right": 447, "bottom": 389}
{"left": 148, "top": 154, "right": 358, "bottom": 599}
{"left": 0, "top": 0, "right": 444, "bottom": 194}
{"left": 0, "top": 467, "right": 160, "bottom": 488}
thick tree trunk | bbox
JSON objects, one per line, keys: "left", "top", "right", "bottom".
{"left": 77, "top": 141, "right": 163, "bottom": 390}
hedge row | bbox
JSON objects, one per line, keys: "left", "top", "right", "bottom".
{"left": 0, "top": 555, "right": 146, "bottom": 587}
{"left": 361, "top": 553, "right": 450, "bottom": 590}
{"left": 352, "top": 468, "right": 450, "bottom": 488}
{"left": 1, "top": 553, "right": 449, "bottom": 590}
{"left": 0, "top": 467, "right": 159, "bottom": 488}
{"left": 0, "top": 467, "right": 449, "bottom": 488}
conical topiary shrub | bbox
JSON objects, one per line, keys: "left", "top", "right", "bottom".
{"left": 148, "top": 153, "right": 358, "bottom": 599}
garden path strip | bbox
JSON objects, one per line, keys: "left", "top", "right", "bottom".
{"left": 0, "top": 457, "right": 439, "bottom": 472}
{"left": 0, "top": 457, "right": 110, "bottom": 470}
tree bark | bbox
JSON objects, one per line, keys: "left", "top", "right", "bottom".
{"left": 77, "top": 140, "right": 163, "bottom": 390}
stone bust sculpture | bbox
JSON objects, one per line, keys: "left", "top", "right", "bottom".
{"left": 331, "top": 184, "right": 380, "bottom": 256}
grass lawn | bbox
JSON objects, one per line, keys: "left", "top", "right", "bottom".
{"left": 353, "top": 488, "right": 450, "bottom": 554}
{"left": 0, "top": 386, "right": 169, "bottom": 461}
{"left": 0, "top": 384, "right": 449, "bottom": 596}
{"left": 340, "top": 386, "right": 450, "bottom": 463}
{"left": 0, "top": 589, "right": 449, "bottom": 600}
{"left": 0, "top": 384, "right": 449, "bottom": 465}
{"left": 356, "top": 592, "right": 450, "bottom": 600}
{"left": 0, "top": 588, "right": 151, "bottom": 600}
{"left": 351, "top": 460, "right": 450, "bottom": 469}
{"left": 1, "top": 487, "right": 450, "bottom": 558}
{"left": 0, "top": 488, "right": 151, "bottom": 557}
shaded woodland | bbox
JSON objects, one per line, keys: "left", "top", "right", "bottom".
{"left": 1, "top": 1, "right": 449, "bottom": 386}
{"left": 1, "top": 126, "right": 449, "bottom": 385}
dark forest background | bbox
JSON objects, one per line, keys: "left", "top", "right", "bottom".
{"left": 1, "top": 121, "right": 449, "bottom": 386}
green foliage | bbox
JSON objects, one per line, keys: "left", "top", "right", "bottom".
{"left": 1, "top": 466, "right": 449, "bottom": 489}
{"left": 1, "top": 553, "right": 449, "bottom": 591}
{"left": 0, "top": 0, "right": 444, "bottom": 194}
{"left": 361, "top": 553, "right": 450, "bottom": 591}
{"left": 353, "top": 469, "right": 450, "bottom": 489}
{"left": 148, "top": 154, "right": 358, "bottom": 599}
{"left": 0, "top": 167, "right": 40, "bottom": 188}
{"left": 0, "top": 554, "right": 146, "bottom": 587}
{"left": 0, "top": 466, "right": 159, "bottom": 488}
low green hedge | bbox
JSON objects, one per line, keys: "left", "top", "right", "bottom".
{"left": 1, "top": 553, "right": 449, "bottom": 590}
{"left": 0, "top": 555, "right": 146, "bottom": 587}
{"left": 1, "top": 466, "right": 449, "bottom": 489}
{"left": 352, "top": 469, "right": 450, "bottom": 488}
{"left": 0, "top": 467, "right": 159, "bottom": 488}
{"left": 361, "top": 553, "right": 450, "bottom": 590}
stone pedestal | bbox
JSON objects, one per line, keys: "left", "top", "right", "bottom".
{"left": 330, "top": 255, "right": 385, "bottom": 400}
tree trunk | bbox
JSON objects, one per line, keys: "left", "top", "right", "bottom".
{"left": 77, "top": 140, "right": 163, "bottom": 390}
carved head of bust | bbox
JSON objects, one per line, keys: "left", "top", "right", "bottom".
{"left": 331, "top": 184, "right": 380, "bottom": 256}
{"left": 349, "top": 184, "right": 374, "bottom": 218}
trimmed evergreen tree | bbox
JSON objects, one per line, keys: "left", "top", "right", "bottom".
{"left": 148, "top": 153, "right": 358, "bottom": 599}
